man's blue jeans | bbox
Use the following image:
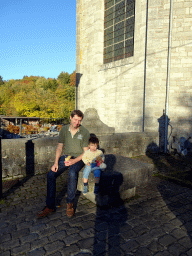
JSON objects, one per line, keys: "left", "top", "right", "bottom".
{"left": 46, "top": 155, "right": 84, "bottom": 210}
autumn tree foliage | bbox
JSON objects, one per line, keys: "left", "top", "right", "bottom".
{"left": 0, "top": 71, "right": 76, "bottom": 119}
{"left": 69, "top": 71, "right": 76, "bottom": 87}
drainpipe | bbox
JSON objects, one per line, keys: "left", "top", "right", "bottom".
{"left": 164, "top": 0, "right": 173, "bottom": 153}
{"left": 75, "top": 84, "right": 78, "bottom": 110}
{"left": 75, "top": 73, "right": 79, "bottom": 110}
{"left": 143, "top": 0, "right": 149, "bottom": 132}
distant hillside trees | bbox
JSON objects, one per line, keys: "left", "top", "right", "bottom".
{"left": 69, "top": 71, "right": 76, "bottom": 87}
{"left": 0, "top": 76, "right": 4, "bottom": 85}
{"left": 57, "top": 71, "right": 71, "bottom": 86}
{"left": 0, "top": 71, "right": 76, "bottom": 120}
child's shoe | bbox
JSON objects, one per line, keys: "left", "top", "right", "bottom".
{"left": 83, "top": 185, "right": 88, "bottom": 195}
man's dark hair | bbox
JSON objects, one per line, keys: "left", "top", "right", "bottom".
{"left": 89, "top": 136, "right": 99, "bottom": 145}
{"left": 70, "top": 110, "right": 84, "bottom": 119}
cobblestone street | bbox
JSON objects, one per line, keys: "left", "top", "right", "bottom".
{"left": 1, "top": 174, "right": 192, "bottom": 255}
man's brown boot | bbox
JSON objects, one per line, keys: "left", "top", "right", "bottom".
{"left": 67, "top": 203, "right": 74, "bottom": 217}
{"left": 37, "top": 206, "right": 55, "bottom": 218}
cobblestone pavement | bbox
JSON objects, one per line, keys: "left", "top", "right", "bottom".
{"left": 1, "top": 174, "right": 192, "bottom": 256}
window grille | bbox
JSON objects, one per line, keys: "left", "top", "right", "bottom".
{"left": 104, "top": 0, "right": 135, "bottom": 64}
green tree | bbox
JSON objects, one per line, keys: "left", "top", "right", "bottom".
{"left": 14, "top": 90, "right": 41, "bottom": 117}
{"left": 50, "top": 79, "right": 58, "bottom": 91}
{"left": 0, "top": 72, "right": 75, "bottom": 119}
{"left": 35, "top": 77, "right": 48, "bottom": 89}
{"left": 44, "top": 79, "right": 58, "bottom": 91}
{"left": 0, "top": 76, "right": 4, "bottom": 85}
{"left": 65, "top": 85, "right": 75, "bottom": 101}
{"left": 57, "top": 71, "right": 70, "bottom": 85}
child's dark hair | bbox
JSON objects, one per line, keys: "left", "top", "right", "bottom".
{"left": 89, "top": 136, "right": 99, "bottom": 145}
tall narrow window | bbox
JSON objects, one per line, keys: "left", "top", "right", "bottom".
{"left": 104, "top": 0, "right": 135, "bottom": 64}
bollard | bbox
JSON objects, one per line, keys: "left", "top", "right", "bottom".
{"left": 0, "top": 136, "right": 2, "bottom": 199}
{"left": 25, "top": 140, "right": 34, "bottom": 177}
{"left": 20, "top": 119, "right": 22, "bottom": 136}
{"left": 0, "top": 118, "right": 1, "bottom": 137}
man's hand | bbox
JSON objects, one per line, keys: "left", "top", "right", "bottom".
{"left": 65, "top": 159, "right": 75, "bottom": 166}
{"left": 87, "top": 162, "right": 90, "bottom": 166}
{"left": 51, "top": 143, "right": 63, "bottom": 172}
{"left": 51, "top": 163, "right": 58, "bottom": 172}
{"left": 65, "top": 148, "right": 88, "bottom": 167}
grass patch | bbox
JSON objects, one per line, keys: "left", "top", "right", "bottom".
{"left": 169, "top": 170, "right": 192, "bottom": 181}
{"left": 153, "top": 172, "right": 192, "bottom": 189}
{"left": 0, "top": 199, "right": 5, "bottom": 205}
{"left": 131, "top": 152, "right": 192, "bottom": 189}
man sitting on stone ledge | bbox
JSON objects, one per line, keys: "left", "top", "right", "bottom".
{"left": 37, "top": 110, "right": 90, "bottom": 218}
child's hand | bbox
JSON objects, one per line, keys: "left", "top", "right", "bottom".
{"left": 96, "top": 156, "right": 103, "bottom": 164}
{"left": 96, "top": 159, "right": 103, "bottom": 164}
{"left": 87, "top": 162, "right": 90, "bottom": 166}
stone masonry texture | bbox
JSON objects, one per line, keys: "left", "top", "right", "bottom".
{"left": 76, "top": 0, "right": 192, "bottom": 138}
{"left": 1, "top": 132, "right": 159, "bottom": 179}
{"left": 1, "top": 137, "right": 58, "bottom": 179}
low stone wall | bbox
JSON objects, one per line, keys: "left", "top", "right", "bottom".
{"left": 98, "top": 132, "right": 159, "bottom": 157}
{"left": 2, "top": 137, "right": 58, "bottom": 179}
{"left": 1, "top": 132, "right": 159, "bottom": 179}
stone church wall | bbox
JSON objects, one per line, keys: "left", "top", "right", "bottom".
{"left": 76, "top": 0, "right": 192, "bottom": 138}
{"left": 167, "top": 0, "right": 192, "bottom": 137}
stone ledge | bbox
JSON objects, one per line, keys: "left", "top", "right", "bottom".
{"left": 98, "top": 56, "right": 134, "bottom": 71}
{"left": 77, "top": 154, "right": 154, "bottom": 206}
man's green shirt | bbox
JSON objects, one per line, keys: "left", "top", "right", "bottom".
{"left": 58, "top": 124, "right": 90, "bottom": 157}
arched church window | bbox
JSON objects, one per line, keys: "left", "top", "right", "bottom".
{"left": 104, "top": 0, "right": 135, "bottom": 64}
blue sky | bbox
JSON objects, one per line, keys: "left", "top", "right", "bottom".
{"left": 1, "top": 0, "right": 76, "bottom": 81}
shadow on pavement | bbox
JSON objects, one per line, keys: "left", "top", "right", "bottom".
{"left": 93, "top": 198, "right": 128, "bottom": 255}
{"left": 157, "top": 181, "right": 192, "bottom": 254}
{"left": 146, "top": 142, "right": 192, "bottom": 255}
{"left": 92, "top": 154, "right": 129, "bottom": 255}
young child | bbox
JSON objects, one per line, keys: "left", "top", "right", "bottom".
{"left": 82, "top": 136, "right": 106, "bottom": 195}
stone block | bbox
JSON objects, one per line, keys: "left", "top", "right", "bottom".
{"left": 77, "top": 154, "right": 154, "bottom": 206}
